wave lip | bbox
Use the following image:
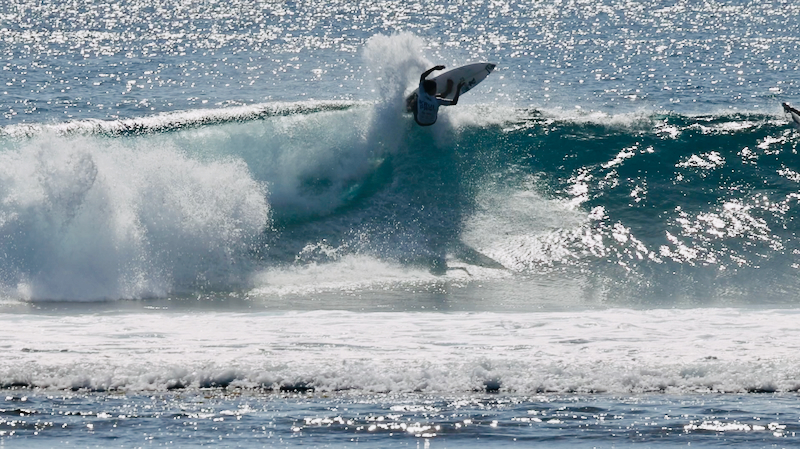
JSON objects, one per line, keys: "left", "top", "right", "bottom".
{"left": 0, "top": 101, "right": 360, "bottom": 138}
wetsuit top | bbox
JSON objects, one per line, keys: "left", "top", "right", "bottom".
{"left": 415, "top": 82, "right": 448, "bottom": 126}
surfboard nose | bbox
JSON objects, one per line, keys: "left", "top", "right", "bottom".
{"left": 486, "top": 63, "right": 496, "bottom": 73}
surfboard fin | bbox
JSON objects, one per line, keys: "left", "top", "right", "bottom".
{"left": 448, "top": 241, "right": 506, "bottom": 270}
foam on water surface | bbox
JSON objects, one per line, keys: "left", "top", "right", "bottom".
{"left": 2, "top": 307, "right": 799, "bottom": 394}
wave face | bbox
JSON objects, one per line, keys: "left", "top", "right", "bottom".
{"left": 481, "top": 110, "right": 800, "bottom": 304}
{"left": 2, "top": 99, "right": 799, "bottom": 303}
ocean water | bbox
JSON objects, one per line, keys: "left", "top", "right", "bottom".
{"left": 3, "top": 0, "right": 800, "bottom": 446}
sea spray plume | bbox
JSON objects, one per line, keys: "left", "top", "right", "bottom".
{"left": 362, "top": 33, "right": 430, "bottom": 152}
{"left": 33, "top": 140, "right": 98, "bottom": 230}
{"left": 0, "top": 134, "right": 270, "bottom": 300}
{"left": 363, "top": 33, "right": 429, "bottom": 111}
{"left": 243, "top": 34, "right": 429, "bottom": 224}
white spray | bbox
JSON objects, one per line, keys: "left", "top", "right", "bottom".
{"left": 0, "top": 134, "right": 270, "bottom": 300}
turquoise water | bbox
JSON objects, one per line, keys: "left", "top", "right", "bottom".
{"left": 2, "top": 0, "right": 800, "bottom": 446}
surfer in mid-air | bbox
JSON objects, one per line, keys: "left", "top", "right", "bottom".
{"left": 406, "top": 65, "right": 465, "bottom": 127}
{"left": 784, "top": 102, "right": 800, "bottom": 129}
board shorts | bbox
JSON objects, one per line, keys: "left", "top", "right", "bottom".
{"left": 405, "top": 92, "right": 436, "bottom": 127}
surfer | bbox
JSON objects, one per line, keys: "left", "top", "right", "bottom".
{"left": 783, "top": 102, "right": 800, "bottom": 129}
{"left": 406, "top": 65, "right": 465, "bottom": 127}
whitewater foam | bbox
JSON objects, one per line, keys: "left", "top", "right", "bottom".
{"left": 0, "top": 133, "right": 269, "bottom": 300}
{"left": 4, "top": 308, "right": 800, "bottom": 394}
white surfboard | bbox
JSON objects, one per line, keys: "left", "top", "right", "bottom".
{"left": 429, "top": 63, "right": 496, "bottom": 100}
{"left": 406, "top": 63, "right": 496, "bottom": 107}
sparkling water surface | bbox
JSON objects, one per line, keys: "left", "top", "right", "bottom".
{"left": 3, "top": 0, "right": 799, "bottom": 122}
{"left": 3, "top": 391, "right": 799, "bottom": 447}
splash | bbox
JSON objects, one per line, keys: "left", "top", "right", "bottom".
{"left": 363, "top": 32, "right": 430, "bottom": 108}
{"left": 0, "top": 134, "right": 269, "bottom": 300}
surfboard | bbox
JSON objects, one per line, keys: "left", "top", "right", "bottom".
{"left": 406, "top": 63, "right": 496, "bottom": 108}
{"left": 430, "top": 63, "right": 496, "bottom": 100}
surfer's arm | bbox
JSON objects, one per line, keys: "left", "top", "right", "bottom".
{"left": 420, "top": 65, "right": 445, "bottom": 82}
{"left": 784, "top": 103, "right": 800, "bottom": 115}
{"left": 450, "top": 81, "right": 465, "bottom": 105}
{"left": 439, "top": 81, "right": 466, "bottom": 106}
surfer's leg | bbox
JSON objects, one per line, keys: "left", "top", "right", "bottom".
{"left": 408, "top": 93, "right": 427, "bottom": 126}
{"left": 406, "top": 92, "right": 417, "bottom": 113}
